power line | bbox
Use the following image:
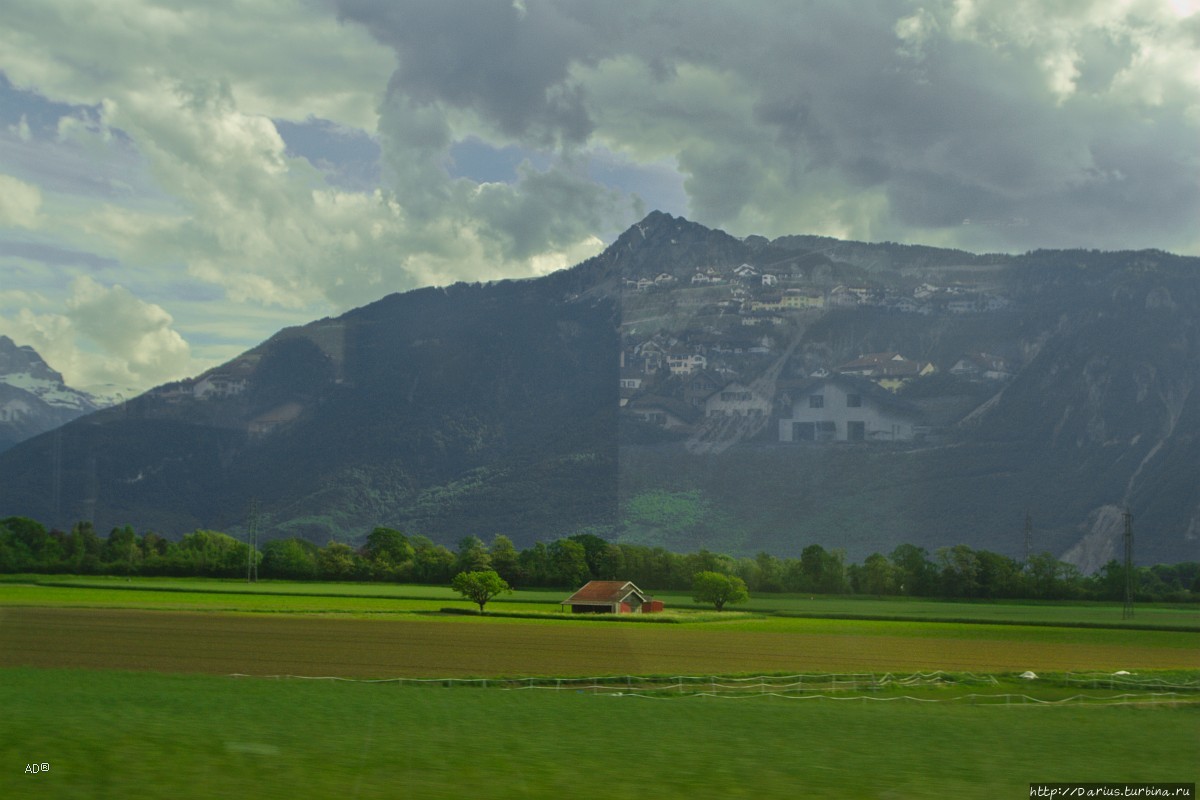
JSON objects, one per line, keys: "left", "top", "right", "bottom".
{"left": 1122, "top": 510, "right": 1134, "bottom": 620}
{"left": 1023, "top": 510, "right": 1033, "bottom": 566}
{"left": 246, "top": 498, "right": 259, "bottom": 583}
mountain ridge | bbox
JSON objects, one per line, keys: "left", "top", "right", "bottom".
{"left": 0, "top": 213, "right": 1196, "bottom": 568}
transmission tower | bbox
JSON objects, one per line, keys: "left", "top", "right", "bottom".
{"left": 1122, "top": 510, "right": 1134, "bottom": 619}
{"left": 1023, "top": 511, "right": 1033, "bottom": 566}
{"left": 51, "top": 430, "right": 62, "bottom": 528}
{"left": 246, "top": 498, "right": 259, "bottom": 583}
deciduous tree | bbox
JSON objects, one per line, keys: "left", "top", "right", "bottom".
{"left": 455, "top": 535, "right": 491, "bottom": 573}
{"left": 691, "top": 570, "right": 749, "bottom": 611}
{"left": 489, "top": 535, "right": 520, "bottom": 584}
{"left": 364, "top": 527, "right": 413, "bottom": 566}
{"left": 451, "top": 570, "right": 511, "bottom": 613}
{"left": 550, "top": 539, "right": 589, "bottom": 587}
{"left": 318, "top": 541, "right": 361, "bottom": 580}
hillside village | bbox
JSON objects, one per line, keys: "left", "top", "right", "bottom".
{"left": 150, "top": 253, "right": 1023, "bottom": 448}
{"left": 619, "top": 258, "right": 1018, "bottom": 447}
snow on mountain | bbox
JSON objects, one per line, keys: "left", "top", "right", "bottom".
{"left": 0, "top": 335, "right": 102, "bottom": 451}
{"left": 1, "top": 371, "right": 98, "bottom": 411}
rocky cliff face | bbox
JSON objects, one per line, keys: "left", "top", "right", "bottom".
{"left": 0, "top": 336, "right": 99, "bottom": 453}
{"left": 963, "top": 252, "right": 1200, "bottom": 568}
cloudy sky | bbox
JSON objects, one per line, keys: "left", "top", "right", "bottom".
{"left": 1, "top": 0, "right": 1198, "bottom": 394}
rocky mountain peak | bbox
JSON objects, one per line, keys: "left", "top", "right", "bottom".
{"left": 0, "top": 335, "right": 64, "bottom": 384}
{"left": 0, "top": 336, "right": 99, "bottom": 452}
{"left": 604, "top": 212, "right": 749, "bottom": 279}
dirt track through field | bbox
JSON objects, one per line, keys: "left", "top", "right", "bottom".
{"left": 2, "top": 607, "right": 1195, "bottom": 677}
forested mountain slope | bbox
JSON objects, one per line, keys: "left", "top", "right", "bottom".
{"left": 0, "top": 213, "right": 1195, "bottom": 567}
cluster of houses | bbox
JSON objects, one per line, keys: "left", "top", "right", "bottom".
{"left": 147, "top": 371, "right": 303, "bottom": 438}
{"left": 624, "top": 262, "right": 1011, "bottom": 317}
{"left": 152, "top": 373, "right": 248, "bottom": 403}
{"left": 622, "top": 344, "right": 1016, "bottom": 444}
{"left": 619, "top": 260, "right": 1018, "bottom": 444}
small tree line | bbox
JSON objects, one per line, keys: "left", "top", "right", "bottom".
{"left": 1, "top": 516, "right": 1196, "bottom": 602}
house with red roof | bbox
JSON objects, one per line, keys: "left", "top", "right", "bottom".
{"left": 561, "top": 581, "right": 663, "bottom": 614}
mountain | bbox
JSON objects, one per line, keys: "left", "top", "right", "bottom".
{"left": 617, "top": 241, "right": 1200, "bottom": 569}
{"left": 0, "top": 274, "right": 618, "bottom": 546}
{"left": 0, "top": 336, "right": 100, "bottom": 453}
{"left": 0, "top": 212, "right": 1196, "bottom": 568}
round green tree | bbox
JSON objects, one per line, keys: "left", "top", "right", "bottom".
{"left": 451, "top": 570, "right": 512, "bottom": 613}
{"left": 691, "top": 570, "right": 749, "bottom": 611}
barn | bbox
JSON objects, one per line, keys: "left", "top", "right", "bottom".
{"left": 561, "top": 581, "right": 663, "bottom": 614}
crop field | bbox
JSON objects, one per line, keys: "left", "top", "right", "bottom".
{"left": 2, "top": 605, "right": 1198, "bottom": 677}
{"left": 659, "top": 592, "right": 1200, "bottom": 629}
{"left": 2, "top": 579, "right": 1196, "bottom": 798}
{"left": 7, "top": 575, "right": 1197, "bottom": 628}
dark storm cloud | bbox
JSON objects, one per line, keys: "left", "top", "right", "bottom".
{"left": 337, "top": 0, "right": 608, "bottom": 145}
{"left": 335, "top": 0, "right": 1199, "bottom": 253}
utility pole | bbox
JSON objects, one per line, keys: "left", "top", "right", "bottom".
{"left": 1122, "top": 510, "right": 1134, "bottom": 620}
{"left": 127, "top": 529, "right": 136, "bottom": 582}
{"left": 246, "top": 498, "right": 259, "bottom": 583}
{"left": 52, "top": 430, "right": 62, "bottom": 529}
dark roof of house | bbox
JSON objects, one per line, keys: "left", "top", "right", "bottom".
{"left": 789, "top": 375, "right": 923, "bottom": 418}
{"left": 561, "top": 581, "right": 648, "bottom": 605}
{"left": 704, "top": 379, "right": 769, "bottom": 402}
{"left": 836, "top": 352, "right": 925, "bottom": 377}
{"left": 687, "top": 369, "right": 725, "bottom": 387}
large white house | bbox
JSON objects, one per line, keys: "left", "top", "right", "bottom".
{"left": 779, "top": 377, "right": 923, "bottom": 443}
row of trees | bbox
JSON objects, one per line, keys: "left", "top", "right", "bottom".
{"left": 1, "top": 516, "right": 1197, "bottom": 601}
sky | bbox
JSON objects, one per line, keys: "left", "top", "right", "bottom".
{"left": 1, "top": 0, "right": 1198, "bottom": 395}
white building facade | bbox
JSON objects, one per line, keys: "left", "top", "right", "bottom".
{"left": 779, "top": 379, "right": 920, "bottom": 442}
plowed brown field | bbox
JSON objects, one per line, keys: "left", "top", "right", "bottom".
{"left": 2, "top": 607, "right": 1194, "bottom": 677}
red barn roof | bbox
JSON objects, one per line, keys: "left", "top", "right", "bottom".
{"left": 561, "top": 581, "right": 647, "bottom": 605}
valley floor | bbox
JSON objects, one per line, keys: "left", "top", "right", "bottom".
{"left": 1, "top": 579, "right": 1196, "bottom": 799}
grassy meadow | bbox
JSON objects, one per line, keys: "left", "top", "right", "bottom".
{"left": 5, "top": 575, "right": 1198, "bottom": 628}
{"left": 1, "top": 577, "right": 1196, "bottom": 798}
{"left": 3, "top": 667, "right": 1197, "bottom": 800}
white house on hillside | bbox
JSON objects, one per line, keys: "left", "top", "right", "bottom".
{"left": 779, "top": 377, "right": 923, "bottom": 443}
{"left": 194, "top": 374, "right": 247, "bottom": 400}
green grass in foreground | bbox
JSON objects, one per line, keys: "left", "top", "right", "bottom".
{"left": 1, "top": 668, "right": 1196, "bottom": 800}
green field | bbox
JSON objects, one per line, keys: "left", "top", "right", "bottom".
{"left": 2, "top": 668, "right": 1197, "bottom": 800}
{"left": 2, "top": 578, "right": 1196, "bottom": 798}
{"left": 6, "top": 576, "right": 1198, "bottom": 628}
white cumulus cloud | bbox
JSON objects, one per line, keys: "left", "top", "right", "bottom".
{"left": 0, "top": 277, "right": 192, "bottom": 392}
{"left": 0, "top": 173, "right": 43, "bottom": 228}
